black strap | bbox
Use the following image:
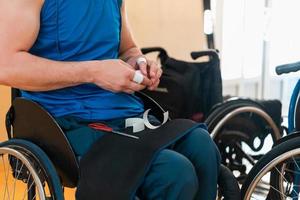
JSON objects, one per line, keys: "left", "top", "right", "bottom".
{"left": 141, "top": 47, "right": 169, "bottom": 65}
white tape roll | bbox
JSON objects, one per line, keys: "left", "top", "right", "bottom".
{"left": 132, "top": 70, "right": 144, "bottom": 84}
{"left": 143, "top": 109, "right": 169, "bottom": 129}
{"left": 125, "top": 118, "right": 145, "bottom": 133}
{"left": 125, "top": 109, "right": 169, "bottom": 133}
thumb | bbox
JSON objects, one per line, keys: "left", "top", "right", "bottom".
{"left": 138, "top": 62, "right": 148, "bottom": 76}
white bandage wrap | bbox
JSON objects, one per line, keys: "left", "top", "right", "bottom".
{"left": 132, "top": 70, "right": 144, "bottom": 84}
{"left": 125, "top": 118, "right": 145, "bottom": 133}
{"left": 143, "top": 109, "right": 169, "bottom": 130}
{"left": 136, "top": 57, "right": 147, "bottom": 65}
{"left": 125, "top": 109, "right": 169, "bottom": 133}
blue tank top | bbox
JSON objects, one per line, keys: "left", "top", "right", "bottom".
{"left": 21, "top": 0, "right": 144, "bottom": 120}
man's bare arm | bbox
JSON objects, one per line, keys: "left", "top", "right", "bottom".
{"left": 0, "top": 0, "right": 96, "bottom": 91}
{"left": 0, "top": 0, "right": 150, "bottom": 92}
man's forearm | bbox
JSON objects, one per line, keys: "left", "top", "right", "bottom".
{"left": 0, "top": 51, "right": 95, "bottom": 92}
{"left": 119, "top": 46, "right": 143, "bottom": 62}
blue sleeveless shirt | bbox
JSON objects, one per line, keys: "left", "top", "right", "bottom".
{"left": 21, "top": 0, "right": 144, "bottom": 120}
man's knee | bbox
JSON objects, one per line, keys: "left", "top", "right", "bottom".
{"left": 194, "top": 128, "right": 221, "bottom": 163}
{"left": 146, "top": 149, "right": 199, "bottom": 196}
{"left": 186, "top": 128, "right": 219, "bottom": 151}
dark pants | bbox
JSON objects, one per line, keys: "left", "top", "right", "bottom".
{"left": 56, "top": 116, "right": 221, "bottom": 200}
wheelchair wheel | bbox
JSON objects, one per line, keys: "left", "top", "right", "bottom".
{"left": 0, "top": 139, "right": 64, "bottom": 200}
{"left": 241, "top": 135, "right": 300, "bottom": 200}
{"left": 206, "top": 101, "right": 281, "bottom": 184}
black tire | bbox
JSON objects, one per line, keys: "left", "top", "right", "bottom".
{"left": 241, "top": 135, "right": 300, "bottom": 199}
{"left": 218, "top": 164, "right": 241, "bottom": 200}
{"left": 206, "top": 99, "right": 264, "bottom": 131}
{"left": 0, "top": 139, "right": 64, "bottom": 200}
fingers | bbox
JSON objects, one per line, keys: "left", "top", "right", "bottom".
{"left": 148, "top": 64, "right": 162, "bottom": 90}
{"left": 124, "top": 70, "right": 151, "bottom": 92}
{"left": 148, "top": 61, "right": 158, "bottom": 80}
{"left": 126, "top": 81, "right": 146, "bottom": 92}
{"left": 129, "top": 69, "right": 152, "bottom": 86}
{"left": 141, "top": 75, "right": 152, "bottom": 86}
{"left": 138, "top": 62, "right": 148, "bottom": 76}
{"left": 127, "top": 57, "right": 163, "bottom": 92}
{"left": 149, "top": 68, "right": 162, "bottom": 90}
{"left": 148, "top": 79, "right": 160, "bottom": 91}
{"left": 123, "top": 89, "right": 135, "bottom": 94}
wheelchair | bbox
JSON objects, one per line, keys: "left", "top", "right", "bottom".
{"left": 241, "top": 61, "right": 300, "bottom": 199}
{"left": 206, "top": 96, "right": 282, "bottom": 184}
{"left": 0, "top": 88, "right": 240, "bottom": 200}
{"left": 141, "top": 46, "right": 283, "bottom": 184}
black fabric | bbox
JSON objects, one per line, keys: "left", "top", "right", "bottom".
{"left": 142, "top": 48, "right": 223, "bottom": 122}
{"left": 76, "top": 119, "right": 200, "bottom": 200}
{"left": 257, "top": 99, "right": 282, "bottom": 128}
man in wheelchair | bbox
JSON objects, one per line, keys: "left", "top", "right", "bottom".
{"left": 0, "top": 0, "right": 221, "bottom": 199}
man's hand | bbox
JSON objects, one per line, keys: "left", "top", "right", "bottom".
{"left": 126, "top": 56, "right": 162, "bottom": 91}
{"left": 91, "top": 59, "right": 152, "bottom": 94}
{"left": 118, "top": 2, "right": 162, "bottom": 91}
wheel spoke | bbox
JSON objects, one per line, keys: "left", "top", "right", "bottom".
{"left": 12, "top": 158, "right": 19, "bottom": 200}
{"left": 2, "top": 155, "right": 11, "bottom": 200}
{"left": 292, "top": 157, "right": 300, "bottom": 170}
{"left": 22, "top": 169, "right": 42, "bottom": 200}
{"left": 284, "top": 168, "right": 300, "bottom": 176}
{"left": 31, "top": 193, "right": 37, "bottom": 200}
{"left": 0, "top": 147, "right": 52, "bottom": 200}
{"left": 21, "top": 172, "right": 33, "bottom": 200}
{"left": 274, "top": 165, "right": 299, "bottom": 196}
{"left": 269, "top": 184, "right": 289, "bottom": 199}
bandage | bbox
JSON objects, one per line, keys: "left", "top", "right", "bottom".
{"left": 125, "top": 109, "right": 169, "bottom": 133}
{"left": 136, "top": 57, "right": 147, "bottom": 65}
{"left": 132, "top": 70, "right": 144, "bottom": 84}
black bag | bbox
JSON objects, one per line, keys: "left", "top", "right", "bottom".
{"left": 141, "top": 47, "right": 223, "bottom": 122}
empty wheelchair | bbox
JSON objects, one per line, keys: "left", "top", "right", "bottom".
{"left": 0, "top": 88, "right": 240, "bottom": 200}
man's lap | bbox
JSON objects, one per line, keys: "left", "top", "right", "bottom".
{"left": 56, "top": 115, "right": 220, "bottom": 199}
{"left": 138, "top": 128, "right": 220, "bottom": 200}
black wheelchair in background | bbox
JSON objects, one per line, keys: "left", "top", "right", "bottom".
{"left": 0, "top": 87, "right": 240, "bottom": 200}
{"left": 141, "top": 47, "right": 283, "bottom": 185}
